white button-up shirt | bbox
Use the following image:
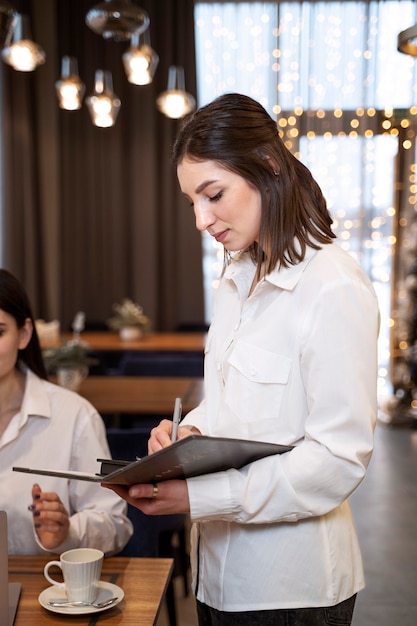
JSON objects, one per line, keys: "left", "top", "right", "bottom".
{"left": 182, "top": 242, "right": 380, "bottom": 611}
{"left": 0, "top": 368, "right": 133, "bottom": 555}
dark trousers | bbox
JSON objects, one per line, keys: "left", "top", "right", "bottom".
{"left": 196, "top": 594, "right": 356, "bottom": 626}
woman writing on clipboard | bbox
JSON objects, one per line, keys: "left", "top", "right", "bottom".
{"left": 106, "top": 94, "right": 380, "bottom": 626}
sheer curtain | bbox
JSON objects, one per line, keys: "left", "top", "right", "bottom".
{"left": 194, "top": 0, "right": 417, "bottom": 395}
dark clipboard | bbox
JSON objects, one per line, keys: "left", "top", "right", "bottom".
{"left": 13, "top": 435, "right": 293, "bottom": 485}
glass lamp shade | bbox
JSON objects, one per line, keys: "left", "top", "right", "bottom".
{"left": 0, "top": 1, "right": 17, "bottom": 49}
{"left": 122, "top": 31, "right": 159, "bottom": 85}
{"left": 55, "top": 56, "right": 85, "bottom": 110}
{"left": 86, "top": 70, "right": 121, "bottom": 128}
{"left": 85, "top": 0, "right": 149, "bottom": 42}
{"left": 1, "top": 13, "right": 45, "bottom": 71}
{"left": 156, "top": 65, "right": 196, "bottom": 119}
{"left": 398, "top": 24, "right": 417, "bottom": 56}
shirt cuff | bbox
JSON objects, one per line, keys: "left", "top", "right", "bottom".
{"left": 187, "top": 471, "right": 236, "bottom": 521}
{"left": 33, "top": 522, "right": 80, "bottom": 554}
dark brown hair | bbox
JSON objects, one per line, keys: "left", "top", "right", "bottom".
{"left": 173, "top": 93, "right": 335, "bottom": 276}
{"left": 0, "top": 269, "right": 48, "bottom": 379}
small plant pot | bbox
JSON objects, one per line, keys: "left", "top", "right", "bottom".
{"left": 119, "top": 326, "right": 143, "bottom": 341}
{"left": 57, "top": 367, "right": 88, "bottom": 391}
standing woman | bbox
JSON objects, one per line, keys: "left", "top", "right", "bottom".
{"left": 108, "top": 94, "right": 380, "bottom": 625}
{"left": 0, "top": 269, "right": 133, "bottom": 555}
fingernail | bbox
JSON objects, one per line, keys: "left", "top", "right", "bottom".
{"left": 33, "top": 511, "right": 40, "bottom": 517}
{"left": 34, "top": 493, "right": 41, "bottom": 500}
{"left": 34, "top": 524, "right": 41, "bottom": 528}
{"left": 27, "top": 505, "right": 35, "bottom": 511}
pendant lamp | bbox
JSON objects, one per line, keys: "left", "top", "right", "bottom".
{"left": 1, "top": 13, "right": 45, "bottom": 71}
{"left": 86, "top": 70, "right": 121, "bottom": 127}
{"left": 86, "top": 0, "right": 149, "bottom": 42}
{"left": 156, "top": 66, "right": 196, "bottom": 119}
{"left": 55, "top": 56, "right": 85, "bottom": 110}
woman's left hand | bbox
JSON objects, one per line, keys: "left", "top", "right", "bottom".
{"left": 104, "top": 479, "right": 190, "bottom": 515}
{"left": 29, "top": 483, "right": 70, "bottom": 550}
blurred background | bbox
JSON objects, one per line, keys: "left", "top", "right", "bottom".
{"left": 1, "top": 0, "right": 417, "bottom": 409}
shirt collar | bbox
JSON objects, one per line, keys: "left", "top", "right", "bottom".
{"left": 0, "top": 367, "right": 51, "bottom": 447}
{"left": 19, "top": 366, "right": 52, "bottom": 421}
{"left": 224, "top": 245, "right": 321, "bottom": 292}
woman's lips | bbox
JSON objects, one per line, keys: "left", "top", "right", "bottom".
{"left": 212, "top": 229, "right": 229, "bottom": 243}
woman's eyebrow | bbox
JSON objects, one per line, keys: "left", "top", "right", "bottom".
{"left": 195, "top": 179, "right": 218, "bottom": 194}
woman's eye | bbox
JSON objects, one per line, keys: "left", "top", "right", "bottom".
{"left": 209, "top": 191, "right": 223, "bottom": 202}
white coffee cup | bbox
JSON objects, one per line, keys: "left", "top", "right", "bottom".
{"left": 44, "top": 548, "right": 104, "bottom": 603}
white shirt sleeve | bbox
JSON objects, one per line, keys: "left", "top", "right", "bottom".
{"left": 41, "top": 409, "right": 133, "bottom": 555}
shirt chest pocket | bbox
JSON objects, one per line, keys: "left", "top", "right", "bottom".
{"left": 225, "top": 342, "right": 292, "bottom": 426}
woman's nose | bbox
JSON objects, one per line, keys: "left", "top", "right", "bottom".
{"left": 194, "top": 203, "right": 215, "bottom": 232}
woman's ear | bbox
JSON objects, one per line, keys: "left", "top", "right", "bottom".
{"left": 18, "top": 318, "right": 33, "bottom": 350}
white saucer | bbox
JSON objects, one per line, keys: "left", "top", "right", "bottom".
{"left": 39, "top": 580, "right": 124, "bottom": 615}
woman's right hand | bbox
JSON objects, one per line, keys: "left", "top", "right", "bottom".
{"left": 148, "top": 420, "right": 200, "bottom": 454}
{"left": 29, "top": 484, "right": 70, "bottom": 550}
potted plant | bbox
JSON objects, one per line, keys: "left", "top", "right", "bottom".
{"left": 43, "top": 340, "right": 99, "bottom": 391}
{"left": 107, "top": 298, "right": 150, "bottom": 341}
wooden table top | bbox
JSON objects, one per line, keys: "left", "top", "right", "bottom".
{"left": 59, "top": 331, "right": 207, "bottom": 352}
{"left": 77, "top": 376, "right": 205, "bottom": 415}
{"left": 9, "top": 554, "right": 173, "bottom": 625}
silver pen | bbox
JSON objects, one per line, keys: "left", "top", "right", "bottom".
{"left": 171, "top": 397, "right": 182, "bottom": 443}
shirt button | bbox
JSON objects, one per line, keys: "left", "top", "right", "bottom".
{"left": 250, "top": 368, "right": 257, "bottom": 376}
{"left": 217, "top": 363, "right": 222, "bottom": 371}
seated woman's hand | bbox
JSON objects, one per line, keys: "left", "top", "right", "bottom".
{"left": 29, "top": 483, "right": 70, "bottom": 550}
{"left": 148, "top": 419, "right": 201, "bottom": 454}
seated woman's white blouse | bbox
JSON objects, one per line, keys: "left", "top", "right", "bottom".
{"left": 182, "top": 242, "right": 380, "bottom": 611}
{"left": 0, "top": 368, "right": 133, "bottom": 555}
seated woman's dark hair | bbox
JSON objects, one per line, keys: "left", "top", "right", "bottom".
{"left": 0, "top": 269, "right": 47, "bottom": 379}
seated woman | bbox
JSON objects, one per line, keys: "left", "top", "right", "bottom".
{"left": 0, "top": 269, "right": 133, "bottom": 555}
